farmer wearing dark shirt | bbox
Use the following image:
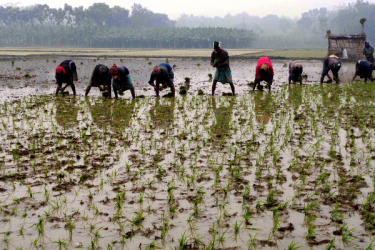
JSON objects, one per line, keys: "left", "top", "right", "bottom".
{"left": 107, "top": 65, "right": 135, "bottom": 99}
{"left": 352, "top": 60, "right": 375, "bottom": 83}
{"left": 210, "top": 41, "right": 235, "bottom": 96}
{"left": 85, "top": 64, "right": 110, "bottom": 96}
{"left": 254, "top": 57, "right": 274, "bottom": 91}
{"left": 320, "top": 55, "right": 341, "bottom": 84}
{"left": 55, "top": 60, "right": 78, "bottom": 96}
{"left": 363, "top": 41, "right": 374, "bottom": 63}
{"left": 148, "top": 63, "right": 175, "bottom": 97}
{"left": 289, "top": 61, "right": 303, "bottom": 85}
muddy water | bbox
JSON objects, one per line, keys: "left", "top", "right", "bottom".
{"left": 0, "top": 57, "right": 356, "bottom": 102}
{"left": 0, "top": 57, "right": 374, "bottom": 250}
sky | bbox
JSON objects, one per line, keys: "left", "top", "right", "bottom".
{"left": 0, "top": 0, "right": 366, "bottom": 19}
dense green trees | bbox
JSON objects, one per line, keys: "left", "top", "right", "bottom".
{"left": 0, "top": 3, "right": 254, "bottom": 48}
{"left": 0, "top": 24, "right": 254, "bottom": 48}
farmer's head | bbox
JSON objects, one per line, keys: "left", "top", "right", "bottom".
{"left": 365, "top": 41, "right": 370, "bottom": 48}
{"left": 99, "top": 65, "right": 108, "bottom": 76}
{"left": 153, "top": 66, "right": 161, "bottom": 77}
{"left": 295, "top": 63, "right": 302, "bottom": 73}
{"left": 260, "top": 64, "right": 269, "bottom": 77}
{"left": 109, "top": 65, "right": 118, "bottom": 79}
{"left": 213, "top": 41, "right": 221, "bottom": 53}
{"left": 334, "top": 62, "right": 341, "bottom": 70}
{"left": 55, "top": 66, "right": 65, "bottom": 75}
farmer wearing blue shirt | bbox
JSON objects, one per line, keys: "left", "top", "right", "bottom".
{"left": 363, "top": 41, "right": 374, "bottom": 63}
{"left": 352, "top": 60, "right": 375, "bottom": 83}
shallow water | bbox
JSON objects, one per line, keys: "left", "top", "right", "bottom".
{"left": 0, "top": 57, "right": 356, "bottom": 102}
{"left": 0, "top": 57, "right": 374, "bottom": 250}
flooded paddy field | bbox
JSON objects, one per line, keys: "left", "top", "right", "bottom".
{"left": 0, "top": 57, "right": 356, "bottom": 102}
{"left": 0, "top": 57, "right": 375, "bottom": 249}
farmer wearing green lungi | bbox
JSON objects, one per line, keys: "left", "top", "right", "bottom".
{"left": 108, "top": 65, "right": 135, "bottom": 99}
{"left": 210, "top": 41, "right": 235, "bottom": 96}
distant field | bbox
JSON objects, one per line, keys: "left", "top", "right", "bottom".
{"left": 246, "top": 49, "right": 327, "bottom": 58}
{"left": 0, "top": 48, "right": 272, "bottom": 57}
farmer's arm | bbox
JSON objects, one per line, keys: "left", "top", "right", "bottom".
{"left": 268, "top": 75, "right": 273, "bottom": 86}
{"left": 219, "top": 53, "right": 229, "bottom": 67}
{"left": 106, "top": 73, "right": 112, "bottom": 99}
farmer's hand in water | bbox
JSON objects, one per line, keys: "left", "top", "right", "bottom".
{"left": 153, "top": 86, "right": 158, "bottom": 91}
{"left": 99, "top": 86, "right": 103, "bottom": 92}
{"left": 162, "top": 83, "right": 168, "bottom": 88}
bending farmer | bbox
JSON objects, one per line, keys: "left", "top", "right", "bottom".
{"left": 55, "top": 60, "right": 78, "bottom": 96}
{"left": 85, "top": 64, "right": 109, "bottom": 97}
{"left": 254, "top": 57, "right": 274, "bottom": 91}
{"left": 320, "top": 55, "right": 341, "bottom": 84}
{"left": 289, "top": 61, "right": 303, "bottom": 85}
{"left": 108, "top": 65, "right": 135, "bottom": 99}
{"left": 148, "top": 63, "right": 175, "bottom": 97}
{"left": 352, "top": 60, "right": 375, "bottom": 83}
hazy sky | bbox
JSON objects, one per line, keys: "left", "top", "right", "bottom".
{"left": 0, "top": 0, "right": 366, "bottom": 19}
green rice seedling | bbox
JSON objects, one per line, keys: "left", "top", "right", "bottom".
{"left": 53, "top": 238, "right": 68, "bottom": 249}
{"left": 326, "top": 238, "right": 335, "bottom": 250}
{"left": 288, "top": 240, "right": 302, "bottom": 250}
{"left": 19, "top": 225, "right": 24, "bottom": 235}
{"left": 127, "top": 211, "right": 145, "bottom": 226}
{"left": 234, "top": 220, "right": 242, "bottom": 234}
{"left": 342, "top": 227, "right": 355, "bottom": 244}
{"left": 178, "top": 231, "right": 188, "bottom": 248}
{"left": 331, "top": 203, "right": 344, "bottom": 223}
{"left": 306, "top": 225, "right": 315, "bottom": 240}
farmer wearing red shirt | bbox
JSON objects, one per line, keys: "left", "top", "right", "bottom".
{"left": 254, "top": 57, "right": 274, "bottom": 91}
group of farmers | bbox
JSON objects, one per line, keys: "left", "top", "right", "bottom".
{"left": 54, "top": 41, "right": 375, "bottom": 98}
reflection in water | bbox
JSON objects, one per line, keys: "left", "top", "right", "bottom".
{"left": 87, "top": 98, "right": 135, "bottom": 132}
{"left": 320, "top": 85, "right": 340, "bottom": 109}
{"left": 55, "top": 97, "right": 78, "bottom": 128}
{"left": 210, "top": 97, "right": 234, "bottom": 138}
{"left": 149, "top": 98, "right": 175, "bottom": 128}
{"left": 288, "top": 84, "right": 303, "bottom": 110}
{"left": 254, "top": 92, "right": 273, "bottom": 124}
{"left": 87, "top": 98, "right": 111, "bottom": 128}
{"left": 111, "top": 99, "right": 135, "bottom": 131}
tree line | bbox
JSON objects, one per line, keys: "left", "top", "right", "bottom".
{"left": 0, "top": 3, "right": 254, "bottom": 48}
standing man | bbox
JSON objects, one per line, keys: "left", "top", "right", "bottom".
{"left": 254, "top": 57, "right": 274, "bottom": 91}
{"left": 320, "top": 55, "right": 341, "bottom": 84}
{"left": 107, "top": 65, "right": 135, "bottom": 99}
{"left": 85, "top": 64, "right": 110, "bottom": 97}
{"left": 148, "top": 63, "right": 175, "bottom": 97}
{"left": 352, "top": 60, "right": 375, "bottom": 83}
{"left": 211, "top": 41, "right": 235, "bottom": 96}
{"left": 289, "top": 61, "right": 303, "bottom": 85}
{"left": 363, "top": 41, "right": 374, "bottom": 63}
{"left": 55, "top": 60, "right": 78, "bottom": 96}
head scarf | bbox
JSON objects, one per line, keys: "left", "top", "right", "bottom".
{"left": 213, "top": 41, "right": 219, "bottom": 49}
{"left": 365, "top": 41, "right": 370, "bottom": 48}
{"left": 109, "top": 65, "right": 118, "bottom": 76}
{"left": 329, "top": 54, "right": 339, "bottom": 59}
{"left": 295, "top": 63, "right": 302, "bottom": 69}
{"left": 56, "top": 66, "right": 65, "bottom": 75}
